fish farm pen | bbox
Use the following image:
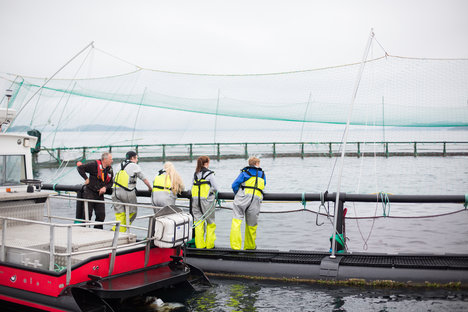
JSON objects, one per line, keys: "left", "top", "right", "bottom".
{"left": 35, "top": 141, "right": 468, "bottom": 167}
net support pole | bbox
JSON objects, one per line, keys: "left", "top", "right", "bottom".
{"left": 330, "top": 29, "right": 374, "bottom": 259}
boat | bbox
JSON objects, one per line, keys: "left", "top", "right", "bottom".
{"left": 0, "top": 108, "right": 210, "bottom": 311}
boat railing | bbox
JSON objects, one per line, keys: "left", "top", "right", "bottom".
{"left": 0, "top": 194, "right": 170, "bottom": 286}
{"left": 51, "top": 195, "right": 158, "bottom": 234}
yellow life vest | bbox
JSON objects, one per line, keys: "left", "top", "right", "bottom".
{"left": 113, "top": 161, "right": 135, "bottom": 191}
{"left": 241, "top": 167, "right": 265, "bottom": 198}
{"left": 153, "top": 170, "right": 172, "bottom": 193}
{"left": 191, "top": 169, "right": 213, "bottom": 198}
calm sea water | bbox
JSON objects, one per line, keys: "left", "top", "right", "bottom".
{"left": 37, "top": 129, "right": 468, "bottom": 311}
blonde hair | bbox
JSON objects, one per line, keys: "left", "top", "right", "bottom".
{"left": 248, "top": 156, "right": 260, "bottom": 167}
{"left": 163, "top": 162, "right": 184, "bottom": 195}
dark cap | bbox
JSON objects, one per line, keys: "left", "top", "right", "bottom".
{"left": 126, "top": 151, "right": 137, "bottom": 160}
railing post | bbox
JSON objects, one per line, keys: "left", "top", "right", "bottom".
{"left": 301, "top": 143, "right": 304, "bottom": 159}
{"left": 1, "top": 219, "right": 6, "bottom": 262}
{"left": 385, "top": 142, "right": 389, "bottom": 158}
{"left": 109, "top": 222, "right": 120, "bottom": 276}
{"left": 217, "top": 143, "right": 220, "bottom": 161}
{"left": 162, "top": 144, "right": 166, "bottom": 162}
{"left": 273, "top": 143, "right": 276, "bottom": 159}
{"left": 49, "top": 225, "right": 55, "bottom": 271}
{"left": 84, "top": 201, "right": 89, "bottom": 227}
{"left": 47, "top": 198, "right": 52, "bottom": 223}
{"left": 331, "top": 193, "right": 346, "bottom": 254}
{"left": 66, "top": 226, "right": 72, "bottom": 286}
{"left": 443, "top": 142, "right": 446, "bottom": 157}
{"left": 145, "top": 216, "right": 155, "bottom": 268}
{"left": 414, "top": 142, "right": 417, "bottom": 157}
{"left": 125, "top": 205, "right": 130, "bottom": 234}
{"left": 108, "top": 145, "right": 112, "bottom": 153}
{"left": 357, "top": 142, "right": 361, "bottom": 158}
{"left": 244, "top": 143, "right": 248, "bottom": 159}
{"left": 82, "top": 147, "right": 87, "bottom": 160}
{"left": 329, "top": 143, "right": 333, "bottom": 157}
{"left": 189, "top": 144, "right": 193, "bottom": 161}
{"left": 135, "top": 145, "right": 139, "bottom": 155}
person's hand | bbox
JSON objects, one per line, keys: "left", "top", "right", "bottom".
{"left": 99, "top": 187, "right": 106, "bottom": 196}
{"left": 84, "top": 178, "right": 89, "bottom": 185}
{"left": 148, "top": 186, "right": 153, "bottom": 192}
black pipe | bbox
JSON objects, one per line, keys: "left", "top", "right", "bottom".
{"left": 42, "top": 184, "right": 466, "bottom": 204}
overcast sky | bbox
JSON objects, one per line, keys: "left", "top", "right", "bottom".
{"left": 1, "top": 0, "right": 467, "bottom": 78}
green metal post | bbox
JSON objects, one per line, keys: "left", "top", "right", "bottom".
{"left": 108, "top": 146, "right": 112, "bottom": 153}
{"left": 329, "top": 143, "right": 332, "bottom": 157}
{"left": 301, "top": 143, "right": 304, "bottom": 159}
{"left": 244, "top": 143, "right": 248, "bottom": 159}
{"left": 217, "top": 143, "right": 220, "bottom": 161}
{"left": 162, "top": 144, "right": 166, "bottom": 162}
{"left": 385, "top": 142, "right": 389, "bottom": 158}
{"left": 273, "top": 143, "right": 276, "bottom": 159}
{"left": 189, "top": 144, "right": 193, "bottom": 161}
{"left": 135, "top": 145, "right": 139, "bottom": 155}
{"left": 414, "top": 142, "right": 417, "bottom": 157}
{"left": 357, "top": 142, "right": 361, "bottom": 158}
{"left": 443, "top": 142, "right": 446, "bottom": 157}
{"left": 83, "top": 147, "right": 86, "bottom": 160}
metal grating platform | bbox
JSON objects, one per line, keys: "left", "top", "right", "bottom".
{"left": 271, "top": 253, "right": 323, "bottom": 265}
{"left": 187, "top": 248, "right": 468, "bottom": 271}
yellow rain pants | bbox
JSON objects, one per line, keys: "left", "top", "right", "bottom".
{"left": 230, "top": 218, "right": 243, "bottom": 250}
{"left": 194, "top": 221, "right": 206, "bottom": 249}
{"left": 205, "top": 223, "right": 216, "bottom": 249}
{"left": 244, "top": 224, "right": 257, "bottom": 250}
{"left": 112, "top": 212, "right": 136, "bottom": 232}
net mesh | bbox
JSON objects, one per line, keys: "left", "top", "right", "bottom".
{"left": 1, "top": 49, "right": 468, "bottom": 147}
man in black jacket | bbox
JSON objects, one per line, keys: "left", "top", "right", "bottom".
{"left": 77, "top": 152, "right": 114, "bottom": 229}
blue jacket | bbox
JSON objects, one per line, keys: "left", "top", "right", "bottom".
{"left": 232, "top": 166, "right": 266, "bottom": 194}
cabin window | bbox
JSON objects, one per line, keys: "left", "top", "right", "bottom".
{"left": 0, "top": 155, "right": 26, "bottom": 186}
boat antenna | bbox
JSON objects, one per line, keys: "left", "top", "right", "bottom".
{"left": 13, "top": 41, "right": 95, "bottom": 123}
{"left": 330, "top": 29, "right": 374, "bottom": 258}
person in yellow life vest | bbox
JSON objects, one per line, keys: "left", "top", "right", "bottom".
{"left": 112, "top": 151, "right": 152, "bottom": 232}
{"left": 230, "top": 157, "right": 266, "bottom": 250}
{"left": 151, "top": 162, "right": 184, "bottom": 208}
{"left": 191, "top": 156, "right": 218, "bottom": 249}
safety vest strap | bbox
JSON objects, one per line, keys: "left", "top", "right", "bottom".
{"left": 113, "top": 160, "right": 135, "bottom": 192}
{"left": 153, "top": 185, "right": 172, "bottom": 191}
{"left": 114, "top": 180, "right": 135, "bottom": 192}
{"left": 191, "top": 169, "right": 213, "bottom": 199}
{"left": 241, "top": 167, "right": 265, "bottom": 198}
{"left": 193, "top": 180, "right": 211, "bottom": 186}
{"left": 153, "top": 171, "right": 172, "bottom": 192}
{"left": 241, "top": 185, "right": 265, "bottom": 195}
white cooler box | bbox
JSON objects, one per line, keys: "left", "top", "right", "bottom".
{"left": 153, "top": 213, "right": 193, "bottom": 248}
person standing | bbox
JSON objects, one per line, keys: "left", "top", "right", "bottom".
{"left": 191, "top": 156, "right": 218, "bottom": 249}
{"left": 151, "top": 161, "right": 185, "bottom": 207}
{"left": 112, "top": 151, "right": 152, "bottom": 232}
{"left": 230, "top": 157, "right": 266, "bottom": 250}
{"left": 77, "top": 152, "right": 114, "bottom": 229}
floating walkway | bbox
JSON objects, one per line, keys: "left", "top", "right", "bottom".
{"left": 185, "top": 248, "right": 468, "bottom": 286}
{"left": 36, "top": 141, "right": 468, "bottom": 167}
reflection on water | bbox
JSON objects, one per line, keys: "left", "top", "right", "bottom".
{"left": 182, "top": 277, "right": 468, "bottom": 311}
